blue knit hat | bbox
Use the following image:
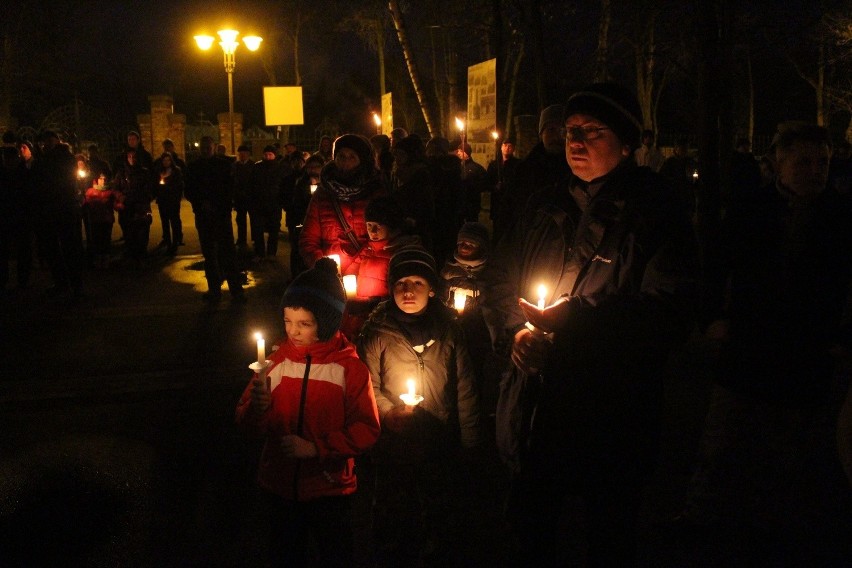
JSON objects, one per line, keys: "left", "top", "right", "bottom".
{"left": 280, "top": 258, "right": 346, "bottom": 341}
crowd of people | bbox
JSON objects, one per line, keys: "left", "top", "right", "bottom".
{"left": 4, "top": 80, "right": 852, "bottom": 565}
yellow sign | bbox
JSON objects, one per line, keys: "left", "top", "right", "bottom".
{"left": 263, "top": 86, "right": 304, "bottom": 126}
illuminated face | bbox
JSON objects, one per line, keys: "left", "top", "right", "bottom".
{"left": 776, "top": 141, "right": 831, "bottom": 199}
{"left": 565, "top": 113, "right": 631, "bottom": 182}
{"left": 127, "top": 134, "right": 139, "bottom": 148}
{"left": 283, "top": 307, "right": 320, "bottom": 346}
{"left": 263, "top": 151, "right": 276, "bottom": 161}
{"left": 335, "top": 147, "right": 361, "bottom": 173}
{"left": 501, "top": 142, "right": 515, "bottom": 158}
{"left": 456, "top": 239, "right": 481, "bottom": 260}
{"left": 366, "top": 221, "right": 391, "bottom": 241}
{"left": 393, "top": 275, "right": 434, "bottom": 315}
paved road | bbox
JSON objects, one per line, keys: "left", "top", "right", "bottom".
{"left": 0, "top": 203, "right": 849, "bottom": 566}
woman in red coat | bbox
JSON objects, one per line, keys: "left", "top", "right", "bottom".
{"left": 299, "top": 134, "right": 385, "bottom": 274}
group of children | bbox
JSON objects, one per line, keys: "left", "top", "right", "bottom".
{"left": 236, "top": 211, "right": 502, "bottom": 566}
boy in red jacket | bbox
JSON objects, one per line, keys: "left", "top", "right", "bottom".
{"left": 236, "top": 257, "right": 380, "bottom": 567}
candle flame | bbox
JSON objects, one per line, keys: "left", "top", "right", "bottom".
{"left": 407, "top": 378, "right": 416, "bottom": 397}
{"left": 254, "top": 332, "right": 262, "bottom": 341}
{"left": 537, "top": 284, "right": 547, "bottom": 310}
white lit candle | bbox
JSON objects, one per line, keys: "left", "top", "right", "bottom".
{"left": 453, "top": 289, "right": 468, "bottom": 312}
{"left": 78, "top": 169, "right": 87, "bottom": 179}
{"left": 327, "top": 254, "right": 341, "bottom": 273}
{"left": 537, "top": 284, "right": 547, "bottom": 310}
{"left": 343, "top": 274, "right": 357, "bottom": 299}
{"left": 399, "top": 377, "right": 423, "bottom": 407}
{"left": 310, "top": 184, "right": 317, "bottom": 194}
{"left": 254, "top": 332, "right": 265, "bottom": 365}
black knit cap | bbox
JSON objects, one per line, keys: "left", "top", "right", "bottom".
{"left": 565, "top": 83, "right": 644, "bottom": 150}
{"left": 280, "top": 257, "right": 346, "bottom": 341}
{"left": 388, "top": 245, "right": 439, "bottom": 290}
{"left": 365, "top": 196, "right": 405, "bottom": 231}
{"left": 333, "top": 134, "right": 374, "bottom": 170}
{"left": 457, "top": 221, "right": 490, "bottom": 251}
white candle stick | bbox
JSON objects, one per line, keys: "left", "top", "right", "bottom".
{"left": 255, "top": 332, "right": 266, "bottom": 366}
{"left": 343, "top": 274, "right": 357, "bottom": 299}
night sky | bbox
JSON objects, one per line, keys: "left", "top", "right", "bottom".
{"left": 2, "top": 1, "right": 847, "bottom": 146}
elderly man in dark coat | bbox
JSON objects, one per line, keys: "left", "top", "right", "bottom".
{"left": 492, "top": 83, "right": 698, "bottom": 566}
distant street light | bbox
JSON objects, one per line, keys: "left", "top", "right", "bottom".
{"left": 194, "top": 29, "right": 263, "bottom": 154}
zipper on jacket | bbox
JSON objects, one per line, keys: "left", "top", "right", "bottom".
{"left": 292, "top": 354, "right": 312, "bottom": 501}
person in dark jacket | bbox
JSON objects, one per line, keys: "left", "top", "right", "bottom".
{"left": 112, "top": 148, "right": 153, "bottom": 262}
{"left": 492, "top": 83, "right": 698, "bottom": 566}
{"left": 682, "top": 122, "right": 852, "bottom": 550}
{"left": 34, "top": 130, "right": 85, "bottom": 298}
{"left": 357, "top": 245, "right": 481, "bottom": 565}
{"left": 249, "top": 145, "right": 289, "bottom": 260}
{"left": 231, "top": 144, "right": 254, "bottom": 253}
{"left": 285, "top": 154, "right": 322, "bottom": 280}
{"left": 153, "top": 152, "right": 184, "bottom": 255}
{"left": 184, "top": 135, "right": 245, "bottom": 304}
{"left": 439, "top": 221, "right": 507, "bottom": 417}
{"left": 494, "top": 104, "right": 571, "bottom": 243}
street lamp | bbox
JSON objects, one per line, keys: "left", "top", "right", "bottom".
{"left": 194, "top": 29, "right": 263, "bottom": 154}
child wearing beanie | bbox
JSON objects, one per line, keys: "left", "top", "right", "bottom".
{"left": 356, "top": 245, "right": 481, "bottom": 563}
{"left": 439, "top": 222, "right": 507, "bottom": 417}
{"left": 339, "top": 196, "right": 421, "bottom": 339}
{"left": 236, "top": 257, "right": 380, "bottom": 567}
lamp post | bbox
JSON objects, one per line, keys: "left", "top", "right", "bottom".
{"left": 194, "top": 30, "right": 262, "bottom": 154}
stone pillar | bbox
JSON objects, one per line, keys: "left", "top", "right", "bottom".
{"left": 137, "top": 114, "right": 152, "bottom": 151}
{"left": 218, "top": 112, "right": 243, "bottom": 155}
{"left": 147, "top": 95, "right": 187, "bottom": 161}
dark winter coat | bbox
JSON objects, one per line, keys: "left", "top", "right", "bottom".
{"left": 249, "top": 158, "right": 289, "bottom": 218}
{"left": 184, "top": 154, "right": 233, "bottom": 216}
{"left": 710, "top": 182, "right": 852, "bottom": 406}
{"left": 492, "top": 161, "right": 698, "bottom": 476}
{"left": 357, "top": 300, "right": 481, "bottom": 448}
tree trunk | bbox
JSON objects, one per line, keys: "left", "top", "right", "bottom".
{"left": 594, "top": 0, "right": 611, "bottom": 82}
{"left": 817, "top": 41, "right": 825, "bottom": 126}
{"left": 635, "top": 12, "right": 656, "bottom": 132}
{"left": 388, "top": 0, "right": 437, "bottom": 137}
{"left": 505, "top": 41, "right": 525, "bottom": 140}
{"left": 376, "top": 20, "right": 386, "bottom": 97}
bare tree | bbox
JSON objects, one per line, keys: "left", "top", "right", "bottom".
{"left": 388, "top": 0, "right": 438, "bottom": 137}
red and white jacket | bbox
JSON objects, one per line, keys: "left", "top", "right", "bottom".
{"left": 236, "top": 332, "right": 380, "bottom": 501}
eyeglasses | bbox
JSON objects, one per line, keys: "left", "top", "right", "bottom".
{"left": 562, "top": 125, "right": 611, "bottom": 142}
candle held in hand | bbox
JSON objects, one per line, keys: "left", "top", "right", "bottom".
{"left": 399, "top": 378, "right": 423, "bottom": 406}
{"left": 453, "top": 289, "right": 467, "bottom": 312}
{"left": 255, "top": 332, "right": 265, "bottom": 365}
{"left": 537, "top": 284, "right": 547, "bottom": 310}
